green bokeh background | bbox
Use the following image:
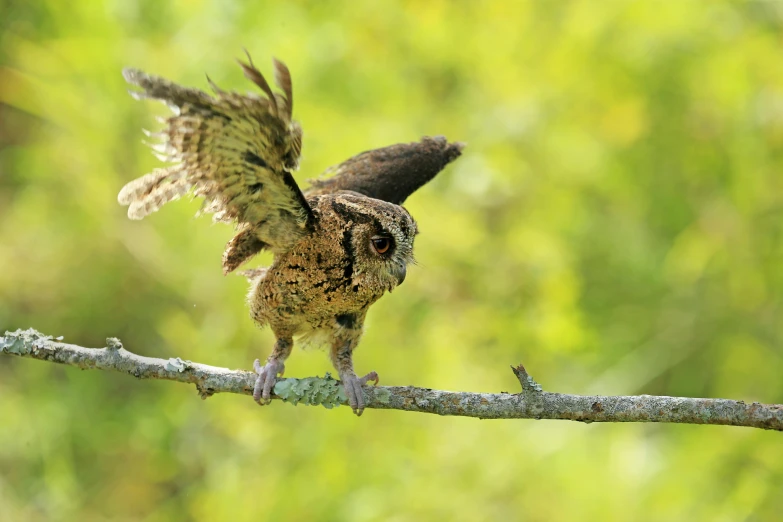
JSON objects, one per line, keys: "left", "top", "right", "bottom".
{"left": 2, "top": 1, "right": 782, "bottom": 520}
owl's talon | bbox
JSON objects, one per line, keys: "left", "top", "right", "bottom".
{"left": 340, "top": 370, "right": 379, "bottom": 416}
{"left": 359, "top": 371, "right": 379, "bottom": 386}
{"left": 253, "top": 358, "right": 285, "bottom": 405}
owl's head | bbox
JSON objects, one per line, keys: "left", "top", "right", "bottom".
{"left": 328, "top": 194, "right": 418, "bottom": 293}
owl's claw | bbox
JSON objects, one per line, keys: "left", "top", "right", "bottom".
{"left": 341, "top": 371, "right": 380, "bottom": 416}
{"left": 253, "top": 358, "right": 285, "bottom": 405}
{"left": 359, "top": 371, "right": 379, "bottom": 386}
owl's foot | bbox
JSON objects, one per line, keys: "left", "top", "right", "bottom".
{"left": 340, "top": 371, "right": 380, "bottom": 416}
{"left": 253, "top": 358, "right": 285, "bottom": 405}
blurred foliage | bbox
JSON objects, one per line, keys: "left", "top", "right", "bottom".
{"left": 1, "top": 0, "right": 783, "bottom": 520}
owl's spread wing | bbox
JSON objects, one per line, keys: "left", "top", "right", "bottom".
{"left": 118, "top": 56, "right": 313, "bottom": 263}
{"left": 305, "top": 136, "right": 464, "bottom": 205}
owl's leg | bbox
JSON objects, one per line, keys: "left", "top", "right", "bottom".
{"left": 330, "top": 334, "right": 379, "bottom": 416}
{"left": 253, "top": 336, "right": 292, "bottom": 405}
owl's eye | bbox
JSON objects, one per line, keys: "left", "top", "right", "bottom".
{"left": 371, "top": 236, "right": 392, "bottom": 255}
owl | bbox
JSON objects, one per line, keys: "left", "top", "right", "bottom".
{"left": 118, "top": 54, "right": 463, "bottom": 414}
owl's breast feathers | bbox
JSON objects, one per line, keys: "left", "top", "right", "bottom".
{"left": 248, "top": 193, "right": 401, "bottom": 330}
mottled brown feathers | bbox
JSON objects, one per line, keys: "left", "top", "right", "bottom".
{"left": 120, "top": 56, "right": 312, "bottom": 266}
{"left": 237, "top": 51, "right": 279, "bottom": 117}
{"left": 222, "top": 226, "right": 268, "bottom": 275}
{"left": 272, "top": 58, "right": 293, "bottom": 120}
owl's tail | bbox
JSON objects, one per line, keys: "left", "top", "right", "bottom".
{"left": 222, "top": 226, "right": 268, "bottom": 274}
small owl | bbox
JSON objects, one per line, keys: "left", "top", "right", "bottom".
{"left": 118, "top": 54, "right": 463, "bottom": 414}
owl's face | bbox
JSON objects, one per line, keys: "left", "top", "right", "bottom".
{"left": 327, "top": 194, "right": 418, "bottom": 293}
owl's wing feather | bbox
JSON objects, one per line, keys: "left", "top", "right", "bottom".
{"left": 305, "top": 136, "right": 464, "bottom": 205}
{"left": 118, "top": 57, "right": 312, "bottom": 271}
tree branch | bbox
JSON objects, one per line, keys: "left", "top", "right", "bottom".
{"left": 2, "top": 328, "right": 781, "bottom": 430}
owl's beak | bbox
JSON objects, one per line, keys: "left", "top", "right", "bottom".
{"left": 390, "top": 262, "right": 407, "bottom": 286}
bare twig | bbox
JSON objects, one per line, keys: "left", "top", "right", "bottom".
{"left": 2, "top": 328, "right": 781, "bottom": 430}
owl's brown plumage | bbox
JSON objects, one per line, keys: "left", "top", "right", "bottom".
{"left": 119, "top": 54, "right": 463, "bottom": 414}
